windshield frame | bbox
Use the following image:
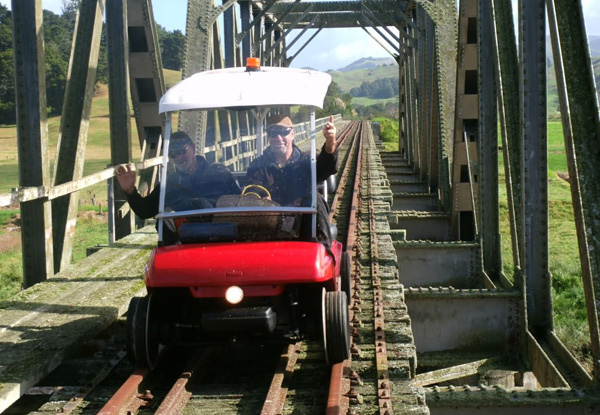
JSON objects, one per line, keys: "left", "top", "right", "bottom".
{"left": 156, "top": 109, "right": 319, "bottom": 243}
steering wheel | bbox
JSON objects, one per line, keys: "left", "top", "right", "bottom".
{"left": 242, "top": 184, "right": 272, "bottom": 199}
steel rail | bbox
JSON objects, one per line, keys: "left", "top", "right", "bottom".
{"left": 365, "top": 124, "right": 393, "bottom": 415}
{"left": 329, "top": 121, "right": 361, "bottom": 216}
{"left": 326, "top": 121, "right": 364, "bottom": 415}
{"left": 96, "top": 369, "right": 151, "bottom": 415}
{"left": 154, "top": 348, "right": 213, "bottom": 414}
{"left": 260, "top": 342, "right": 302, "bottom": 415}
{"left": 56, "top": 349, "right": 127, "bottom": 415}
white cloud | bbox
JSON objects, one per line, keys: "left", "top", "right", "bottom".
{"left": 288, "top": 27, "right": 393, "bottom": 71}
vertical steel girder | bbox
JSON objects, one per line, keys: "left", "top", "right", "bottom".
{"left": 493, "top": 0, "right": 522, "bottom": 278}
{"left": 235, "top": 0, "right": 278, "bottom": 51}
{"left": 519, "top": 0, "right": 553, "bottom": 333}
{"left": 239, "top": 1, "right": 252, "bottom": 61}
{"left": 398, "top": 56, "right": 407, "bottom": 155}
{"left": 212, "top": 19, "right": 234, "bottom": 163}
{"left": 52, "top": 0, "right": 105, "bottom": 272}
{"left": 418, "top": 7, "right": 429, "bottom": 185}
{"left": 127, "top": 0, "right": 166, "bottom": 200}
{"left": 404, "top": 49, "right": 415, "bottom": 165}
{"left": 478, "top": 0, "right": 501, "bottom": 281}
{"left": 417, "top": 0, "right": 457, "bottom": 211}
{"left": 181, "top": 0, "right": 236, "bottom": 149}
{"left": 224, "top": 5, "right": 238, "bottom": 68}
{"left": 426, "top": 16, "right": 439, "bottom": 192}
{"left": 106, "top": 0, "right": 135, "bottom": 239}
{"left": 550, "top": 0, "right": 600, "bottom": 378}
{"left": 409, "top": 42, "right": 420, "bottom": 171}
{"left": 11, "top": 0, "right": 54, "bottom": 287}
{"left": 450, "top": 0, "right": 478, "bottom": 241}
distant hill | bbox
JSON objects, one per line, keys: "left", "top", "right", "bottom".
{"left": 336, "top": 56, "right": 397, "bottom": 72}
{"left": 328, "top": 59, "right": 399, "bottom": 93}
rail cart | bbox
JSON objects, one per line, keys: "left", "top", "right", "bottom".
{"left": 127, "top": 59, "right": 351, "bottom": 369}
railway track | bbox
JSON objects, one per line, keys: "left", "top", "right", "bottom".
{"left": 6, "top": 120, "right": 425, "bottom": 415}
{"left": 95, "top": 121, "right": 365, "bottom": 415}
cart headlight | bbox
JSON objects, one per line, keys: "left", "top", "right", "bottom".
{"left": 225, "top": 286, "right": 244, "bottom": 304}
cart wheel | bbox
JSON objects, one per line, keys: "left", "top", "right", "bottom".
{"left": 341, "top": 252, "right": 352, "bottom": 302}
{"left": 322, "top": 290, "right": 350, "bottom": 364}
{"left": 126, "top": 294, "right": 162, "bottom": 369}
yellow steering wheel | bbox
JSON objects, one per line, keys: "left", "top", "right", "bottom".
{"left": 242, "top": 184, "right": 272, "bottom": 199}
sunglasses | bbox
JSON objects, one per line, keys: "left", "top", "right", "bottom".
{"left": 266, "top": 126, "right": 292, "bottom": 138}
{"left": 169, "top": 145, "right": 189, "bottom": 158}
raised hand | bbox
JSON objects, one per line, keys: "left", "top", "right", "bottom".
{"left": 115, "top": 164, "right": 136, "bottom": 194}
{"left": 323, "top": 115, "right": 337, "bottom": 154}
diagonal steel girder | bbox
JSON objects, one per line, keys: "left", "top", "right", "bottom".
{"left": 358, "top": 17, "right": 406, "bottom": 58}
{"left": 263, "top": 14, "right": 320, "bottom": 60}
{"left": 11, "top": 0, "right": 54, "bottom": 287}
{"left": 269, "top": 0, "right": 412, "bottom": 28}
{"left": 550, "top": 0, "right": 600, "bottom": 379}
{"left": 363, "top": 0, "right": 419, "bottom": 43}
{"left": 256, "top": 3, "right": 316, "bottom": 57}
{"left": 360, "top": 25, "right": 402, "bottom": 59}
{"left": 52, "top": 0, "right": 106, "bottom": 272}
{"left": 286, "top": 25, "right": 324, "bottom": 66}
{"left": 235, "top": 0, "right": 281, "bottom": 47}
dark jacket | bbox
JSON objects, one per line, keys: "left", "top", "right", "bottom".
{"left": 245, "top": 144, "right": 337, "bottom": 205}
{"left": 126, "top": 156, "right": 240, "bottom": 218}
{"left": 246, "top": 144, "right": 338, "bottom": 246}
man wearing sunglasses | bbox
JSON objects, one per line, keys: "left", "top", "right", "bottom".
{"left": 115, "top": 131, "right": 240, "bottom": 242}
{"left": 245, "top": 114, "right": 338, "bottom": 245}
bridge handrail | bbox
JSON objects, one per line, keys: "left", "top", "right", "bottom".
{"left": 0, "top": 114, "right": 342, "bottom": 208}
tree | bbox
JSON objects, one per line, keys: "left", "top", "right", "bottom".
{"left": 318, "top": 81, "right": 354, "bottom": 119}
{"left": 349, "top": 76, "right": 399, "bottom": 99}
{"left": 158, "top": 27, "right": 185, "bottom": 71}
{"left": 0, "top": 4, "right": 15, "bottom": 125}
{"left": 0, "top": 49, "right": 15, "bottom": 124}
{"left": 43, "top": 10, "right": 73, "bottom": 115}
{"left": 45, "top": 48, "right": 68, "bottom": 114}
{"left": 61, "top": 0, "right": 80, "bottom": 24}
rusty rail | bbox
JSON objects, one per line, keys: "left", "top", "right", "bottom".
{"left": 155, "top": 348, "right": 213, "bottom": 414}
{"left": 96, "top": 369, "right": 152, "bottom": 415}
{"left": 260, "top": 342, "right": 302, "bottom": 415}
{"left": 326, "top": 121, "right": 365, "bottom": 415}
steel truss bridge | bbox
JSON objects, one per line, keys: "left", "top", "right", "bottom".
{"left": 4, "top": 0, "right": 600, "bottom": 413}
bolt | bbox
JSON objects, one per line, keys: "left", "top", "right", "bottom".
{"left": 346, "top": 388, "right": 358, "bottom": 398}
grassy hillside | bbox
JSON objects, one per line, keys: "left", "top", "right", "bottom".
{"left": 164, "top": 68, "right": 182, "bottom": 88}
{"left": 0, "top": 70, "right": 183, "bottom": 198}
{"left": 329, "top": 65, "right": 399, "bottom": 93}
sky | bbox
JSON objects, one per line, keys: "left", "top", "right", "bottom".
{"left": 1, "top": 0, "right": 600, "bottom": 71}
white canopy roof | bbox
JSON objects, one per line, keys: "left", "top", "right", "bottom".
{"left": 159, "top": 66, "right": 332, "bottom": 113}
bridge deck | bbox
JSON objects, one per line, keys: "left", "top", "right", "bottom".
{"left": 0, "top": 226, "right": 156, "bottom": 413}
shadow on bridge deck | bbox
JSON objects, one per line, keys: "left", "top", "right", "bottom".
{"left": 0, "top": 225, "right": 156, "bottom": 413}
